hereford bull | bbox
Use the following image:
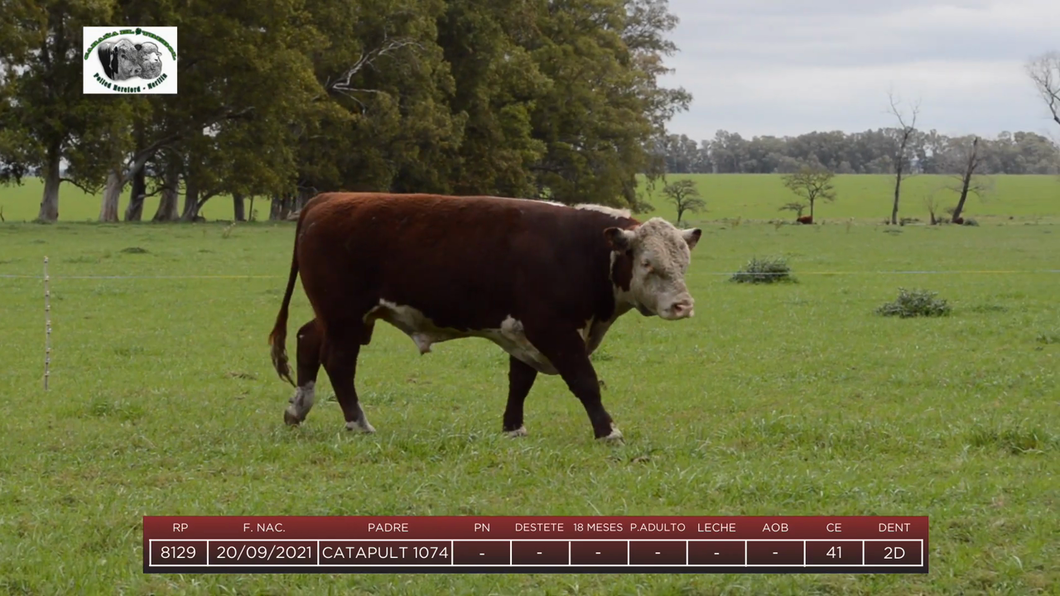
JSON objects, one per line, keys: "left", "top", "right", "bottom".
{"left": 268, "top": 192, "right": 702, "bottom": 440}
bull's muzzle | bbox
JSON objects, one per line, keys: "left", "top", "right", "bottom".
{"left": 663, "top": 298, "right": 695, "bottom": 320}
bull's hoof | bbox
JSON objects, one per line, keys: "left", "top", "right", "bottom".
{"left": 283, "top": 409, "right": 302, "bottom": 426}
{"left": 597, "top": 426, "right": 624, "bottom": 443}
{"left": 505, "top": 425, "right": 529, "bottom": 438}
{"left": 346, "top": 420, "right": 376, "bottom": 433}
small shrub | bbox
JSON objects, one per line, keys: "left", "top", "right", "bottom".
{"left": 962, "top": 218, "right": 979, "bottom": 227}
{"left": 120, "top": 246, "right": 149, "bottom": 254}
{"left": 1036, "top": 331, "right": 1060, "bottom": 345}
{"left": 876, "top": 288, "right": 952, "bottom": 318}
{"left": 730, "top": 257, "right": 796, "bottom": 284}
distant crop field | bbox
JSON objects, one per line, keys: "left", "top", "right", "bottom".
{"left": 2, "top": 173, "right": 1058, "bottom": 224}
{"left": 1, "top": 206, "right": 1057, "bottom": 593}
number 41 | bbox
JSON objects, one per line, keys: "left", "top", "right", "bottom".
{"left": 827, "top": 546, "right": 842, "bottom": 558}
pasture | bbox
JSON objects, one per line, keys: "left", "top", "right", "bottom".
{"left": 0, "top": 181, "right": 1058, "bottom": 595}
{"left": 2, "top": 173, "right": 1059, "bottom": 225}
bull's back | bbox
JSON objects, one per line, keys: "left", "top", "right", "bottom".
{"left": 295, "top": 193, "right": 557, "bottom": 331}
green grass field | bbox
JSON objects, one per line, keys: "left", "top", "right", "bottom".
{"left": 0, "top": 178, "right": 1058, "bottom": 594}
{"left": 2, "top": 173, "right": 1058, "bottom": 224}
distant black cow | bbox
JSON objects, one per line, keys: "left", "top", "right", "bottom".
{"left": 268, "top": 193, "right": 703, "bottom": 441}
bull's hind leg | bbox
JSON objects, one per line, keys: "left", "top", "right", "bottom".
{"left": 503, "top": 356, "right": 537, "bottom": 437}
{"left": 284, "top": 319, "right": 323, "bottom": 426}
{"left": 321, "top": 324, "right": 375, "bottom": 433}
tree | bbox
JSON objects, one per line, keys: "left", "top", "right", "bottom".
{"left": 781, "top": 165, "right": 836, "bottom": 220}
{"left": 661, "top": 179, "right": 705, "bottom": 223}
{"left": 152, "top": 154, "right": 181, "bottom": 222}
{"left": 1027, "top": 52, "right": 1060, "bottom": 129}
{"left": 779, "top": 202, "right": 807, "bottom": 219}
{"left": 525, "top": 0, "right": 691, "bottom": 207}
{"left": 887, "top": 93, "right": 920, "bottom": 224}
{"left": 292, "top": 0, "right": 462, "bottom": 201}
{"left": 437, "top": 0, "right": 548, "bottom": 197}
{"left": 922, "top": 192, "right": 944, "bottom": 225}
{"left": 945, "top": 136, "right": 992, "bottom": 222}
{"left": 0, "top": 0, "right": 127, "bottom": 222}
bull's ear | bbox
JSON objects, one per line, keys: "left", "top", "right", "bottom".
{"left": 604, "top": 227, "right": 635, "bottom": 252}
{"left": 682, "top": 228, "right": 702, "bottom": 250}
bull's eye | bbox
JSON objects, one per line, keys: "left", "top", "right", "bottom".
{"left": 641, "top": 259, "right": 651, "bottom": 269}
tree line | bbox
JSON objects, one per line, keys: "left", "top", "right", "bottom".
{"left": 3, "top": 2, "right": 1059, "bottom": 225}
{"left": 0, "top": 0, "right": 690, "bottom": 222}
{"left": 657, "top": 53, "right": 1060, "bottom": 227}
{"left": 660, "top": 54, "right": 1060, "bottom": 179}
{"left": 656, "top": 128, "right": 1060, "bottom": 176}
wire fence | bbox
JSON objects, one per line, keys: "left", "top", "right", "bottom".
{"left": 13, "top": 257, "right": 1057, "bottom": 391}
{"left": 2, "top": 270, "right": 1060, "bottom": 280}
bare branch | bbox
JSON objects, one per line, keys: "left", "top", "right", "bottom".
{"left": 322, "top": 36, "right": 422, "bottom": 110}
{"left": 1027, "top": 51, "right": 1060, "bottom": 128}
{"left": 61, "top": 176, "right": 103, "bottom": 195}
{"left": 326, "top": 36, "right": 421, "bottom": 93}
{"left": 886, "top": 91, "right": 922, "bottom": 224}
{"left": 888, "top": 91, "right": 920, "bottom": 131}
{"left": 946, "top": 136, "right": 991, "bottom": 221}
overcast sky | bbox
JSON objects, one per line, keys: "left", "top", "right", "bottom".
{"left": 659, "top": 0, "right": 1060, "bottom": 141}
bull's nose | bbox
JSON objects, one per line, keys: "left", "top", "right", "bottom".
{"left": 669, "top": 300, "right": 694, "bottom": 319}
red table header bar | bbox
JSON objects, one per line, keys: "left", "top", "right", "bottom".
{"left": 144, "top": 516, "right": 927, "bottom": 540}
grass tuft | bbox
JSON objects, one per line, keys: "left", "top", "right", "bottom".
{"left": 966, "top": 424, "right": 1056, "bottom": 455}
{"left": 1036, "top": 330, "right": 1060, "bottom": 345}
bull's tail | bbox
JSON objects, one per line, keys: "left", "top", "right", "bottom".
{"left": 268, "top": 207, "right": 309, "bottom": 387}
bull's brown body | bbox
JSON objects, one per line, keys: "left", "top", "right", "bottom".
{"left": 268, "top": 192, "right": 701, "bottom": 440}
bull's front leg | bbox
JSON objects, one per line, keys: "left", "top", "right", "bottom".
{"left": 526, "top": 328, "right": 622, "bottom": 442}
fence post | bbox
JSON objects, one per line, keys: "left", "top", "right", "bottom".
{"left": 44, "top": 256, "right": 51, "bottom": 390}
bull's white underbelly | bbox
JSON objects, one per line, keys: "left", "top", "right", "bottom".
{"left": 364, "top": 299, "right": 611, "bottom": 376}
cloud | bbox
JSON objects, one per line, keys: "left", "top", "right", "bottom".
{"left": 660, "top": 0, "right": 1060, "bottom": 139}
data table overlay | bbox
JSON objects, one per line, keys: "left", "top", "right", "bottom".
{"left": 143, "top": 516, "right": 928, "bottom": 574}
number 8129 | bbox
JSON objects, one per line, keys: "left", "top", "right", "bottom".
{"left": 159, "top": 545, "right": 197, "bottom": 559}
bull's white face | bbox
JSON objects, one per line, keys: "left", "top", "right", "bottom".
{"left": 606, "top": 218, "right": 702, "bottom": 320}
